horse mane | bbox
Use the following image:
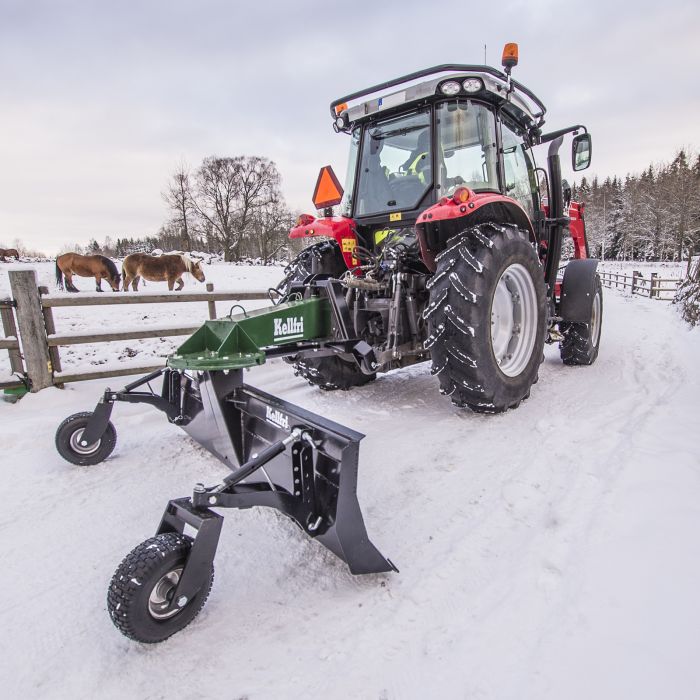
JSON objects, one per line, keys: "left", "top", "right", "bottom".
{"left": 97, "top": 255, "right": 120, "bottom": 280}
{"left": 179, "top": 254, "right": 195, "bottom": 273}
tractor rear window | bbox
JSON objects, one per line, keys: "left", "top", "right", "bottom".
{"left": 355, "top": 110, "right": 432, "bottom": 217}
{"left": 437, "top": 101, "right": 499, "bottom": 195}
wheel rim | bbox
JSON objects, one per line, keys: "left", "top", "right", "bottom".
{"left": 490, "top": 263, "right": 538, "bottom": 377}
{"left": 69, "top": 428, "right": 101, "bottom": 455}
{"left": 148, "top": 567, "right": 184, "bottom": 620}
{"left": 590, "top": 291, "right": 602, "bottom": 347}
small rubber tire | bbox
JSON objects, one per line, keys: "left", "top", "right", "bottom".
{"left": 280, "top": 240, "right": 376, "bottom": 391}
{"left": 426, "top": 222, "right": 547, "bottom": 413}
{"left": 560, "top": 274, "right": 603, "bottom": 365}
{"left": 107, "top": 533, "right": 214, "bottom": 644}
{"left": 55, "top": 411, "right": 117, "bottom": 465}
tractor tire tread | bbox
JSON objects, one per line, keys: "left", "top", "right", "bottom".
{"left": 427, "top": 222, "right": 546, "bottom": 413}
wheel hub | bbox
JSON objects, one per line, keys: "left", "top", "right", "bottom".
{"left": 69, "top": 429, "right": 101, "bottom": 455}
{"left": 490, "top": 263, "right": 538, "bottom": 377}
{"left": 591, "top": 290, "right": 602, "bottom": 346}
{"left": 148, "top": 567, "right": 184, "bottom": 620}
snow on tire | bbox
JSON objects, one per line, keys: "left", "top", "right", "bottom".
{"left": 426, "top": 222, "right": 546, "bottom": 413}
{"left": 107, "top": 533, "right": 214, "bottom": 644}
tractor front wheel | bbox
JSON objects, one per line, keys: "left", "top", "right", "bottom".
{"left": 559, "top": 274, "right": 603, "bottom": 365}
{"left": 426, "top": 222, "right": 546, "bottom": 412}
{"left": 107, "top": 533, "right": 214, "bottom": 643}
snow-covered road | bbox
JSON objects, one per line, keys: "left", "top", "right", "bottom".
{"left": 1, "top": 289, "right": 699, "bottom": 699}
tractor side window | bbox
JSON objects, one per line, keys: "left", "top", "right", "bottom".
{"left": 437, "top": 101, "right": 499, "bottom": 195}
{"left": 500, "top": 123, "right": 536, "bottom": 218}
{"left": 340, "top": 128, "right": 360, "bottom": 217}
{"left": 355, "top": 110, "right": 432, "bottom": 217}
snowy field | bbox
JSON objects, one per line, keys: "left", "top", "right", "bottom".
{"left": 598, "top": 259, "right": 688, "bottom": 280}
{"left": 1, "top": 264, "right": 700, "bottom": 699}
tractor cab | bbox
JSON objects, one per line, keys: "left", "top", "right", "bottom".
{"left": 291, "top": 43, "right": 592, "bottom": 292}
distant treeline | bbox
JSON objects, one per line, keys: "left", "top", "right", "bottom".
{"left": 80, "top": 154, "right": 300, "bottom": 263}
{"left": 572, "top": 149, "right": 700, "bottom": 270}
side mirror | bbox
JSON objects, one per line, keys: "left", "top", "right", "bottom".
{"left": 572, "top": 133, "right": 592, "bottom": 171}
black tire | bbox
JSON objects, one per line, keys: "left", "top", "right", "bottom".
{"left": 560, "top": 274, "right": 603, "bottom": 365}
{"left": 107, "top": 533, "right": 214, "bottom": 644}
{"left": 277, "top": 239, "right": 348, "bottom": 296}
{"left": 55, "top": 411, "right": 117, "bottom": 465}
{"left": 426, "top": 222, "right": 547, "bottom": 413}
{"left": 281, "top": 240, "right": 376, "bottom": 391}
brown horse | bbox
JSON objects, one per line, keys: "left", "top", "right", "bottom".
{"left": 122, "top": 253, "right": 205, "bottom": 291}
{"left": 0, "top": 248, "right": 20, "bottom": 261}
{"left": 56, "top": 253, "right": 121, "bottom": 292}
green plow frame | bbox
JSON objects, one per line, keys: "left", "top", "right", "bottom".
{"left": 168, "top": 296, "right": 332, "bottom": 371}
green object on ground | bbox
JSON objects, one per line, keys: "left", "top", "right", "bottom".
{"left": 3, "top": 385, "right": 28, "bottom": 402}
{"left": 167, "top": 297, "right": 331, "bottom": 371}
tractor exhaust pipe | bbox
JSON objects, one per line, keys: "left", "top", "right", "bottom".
{"left": 545, "top": 135, "right": 565, "bottom": 293}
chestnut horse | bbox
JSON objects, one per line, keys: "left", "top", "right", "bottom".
{"left": 122, "top": 253, "right": 205, "bottom": 291}
{"left": 55, "top": 253, "right": 121, "bottom": 292}
{"left": 0, "top": 248, "right": 20, "bottom": 261}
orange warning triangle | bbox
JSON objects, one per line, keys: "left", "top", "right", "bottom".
{"left": 312, "top": 165, "right": 344, "bottom": 209}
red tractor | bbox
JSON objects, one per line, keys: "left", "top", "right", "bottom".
{"left": 280, "top": 42, "right": 601, "bottom": 412}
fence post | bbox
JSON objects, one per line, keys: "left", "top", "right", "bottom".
{"left": 0, "top": 302, "right": 24, "bottom": 375}
{"left": 650, "top": 273, "right": 658, "bottom": 299}
{"left": 206, "top": 283, "right": 217, "bottom": 320}
{"left": 9, "top": 270, "right": 53, "bottom": 391}
{"left": 630, "top": 271, "right": 640, "bottom": 295}
{"left": 38, "top": 285, "right": 64, "bottom": 387}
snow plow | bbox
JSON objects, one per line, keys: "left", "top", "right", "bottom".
{"left": 56, "top": 43, "right": 601, "bottom": 643}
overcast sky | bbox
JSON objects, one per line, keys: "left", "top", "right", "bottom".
{"left": 1, "top": 0, "right": 698, "bottom": 254}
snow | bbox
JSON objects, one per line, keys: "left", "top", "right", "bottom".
{"left": 1, "top": 265, "right": 700, "bottom": 699}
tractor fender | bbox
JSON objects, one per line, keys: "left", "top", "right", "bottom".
{"left": 416, "top": 191, "right": 536, "bottom": 271}
{"left": 559, "top": 259, "right": 599, "bottom": 322}
{"left": 289, "top": 215, "right": 360, "bottom": 271}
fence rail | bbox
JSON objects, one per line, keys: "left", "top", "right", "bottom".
{"left": 4, "top": 270, "right": 269, "bottom": 392}
{"left": 598, "top": 270, "right": 682, "bottom": 300}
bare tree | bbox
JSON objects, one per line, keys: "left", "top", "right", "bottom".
{"left": 248, "top": 202, "right": 295, "bottom": 263}
{"left": 192, "top": 156, "right": 281, "bottom": 261}
{"left": 162, "top": 163, "right": 196, "bottom": 252}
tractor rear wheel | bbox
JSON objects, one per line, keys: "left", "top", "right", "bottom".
{"left": 280, "top": 240, "right": 376, "bottom": 391}
{"left": 559, "top": 274, "right": 603, "bottom": 365}
{"left": 426, "top": 222, "right": 546, "bottom": 412}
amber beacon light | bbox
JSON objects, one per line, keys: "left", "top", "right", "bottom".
{"left": 501, "top": 42, "right": 519, "bottom": 71}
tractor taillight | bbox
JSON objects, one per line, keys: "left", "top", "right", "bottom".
{"left": 452, "top": 187, "right": 471, "bottom": 204}
{"left": 296, "top": 214, "right": 316, "bottom": 227}
{"left": 334, "top": 102, "right": 348, "bottom": 115}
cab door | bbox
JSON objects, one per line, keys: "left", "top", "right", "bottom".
{"left": 499, "top": 121, "right": 538, "bottom": 219}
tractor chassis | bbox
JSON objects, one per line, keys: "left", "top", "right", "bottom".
{"left": 80, "top": 365, "right": 396, "bottom": 618}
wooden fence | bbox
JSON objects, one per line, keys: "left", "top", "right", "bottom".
{"left": 598, "top": 270, "right": 682, "bottom": 300}
{"left": 0, "top": 296, "right": 24, "bottom": 390}
{"left": 3, "top": 269, "right": 268, "bottom": 392}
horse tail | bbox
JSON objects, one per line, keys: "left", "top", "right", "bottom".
{"left": 55, "top": 259, "right": 64, "bottom": 290}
